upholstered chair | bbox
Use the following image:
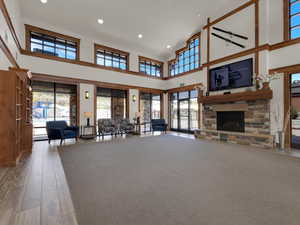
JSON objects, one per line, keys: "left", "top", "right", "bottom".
{"left": 46, "top": 121, "right": 79, "bottom": 145}
{"left": 97, "top": 119, "right": 117, "bottom": 137}
{"left": 118, "top": 118, "right": 135, "bottom": 134}
{"left": 151, "top": 119, "right": 168, "bottom": 133}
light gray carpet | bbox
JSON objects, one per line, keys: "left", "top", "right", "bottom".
{"left": 59, "top": 135, "right": 300, "bottom": 225}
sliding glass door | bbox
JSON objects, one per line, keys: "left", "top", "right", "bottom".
{"left": 32, "top": 81, "right": 77, "bottom": 140}
{"left": 170, "top": 90, "right": 199, "bottom": 133}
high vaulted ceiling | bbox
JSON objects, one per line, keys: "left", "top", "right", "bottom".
{"left": 20, "top": 0, "right": 248, "bottom": 60}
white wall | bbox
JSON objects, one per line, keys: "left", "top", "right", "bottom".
{"left": 0, "top": 49, "right": 11, "bottom": 70}
{"left": 128, "top": 89, "right": 139, "bottom": 122}
{"left": 20, "top": 54, "right": 165, "bottom": 90}
{"left": 268, "top": 0, "right": 284, "bottom": 44}
{"left": 210, "top": 5, "right": 255, "bottom": 61}
{"left": 201, "top": 28, "right": 208, "bottom": 64}
{"left": 0, "top": 0, "right": 22, "bottom": 70}
{"left": 270, "top": 43, "right": 300, "bottom": 69}
{"left": 165, "top": 71, "right": 202, "bottom": 89}
{"left": 270, "top": 75, "right": 284, "bottom": 136}
{"left": 259, "top": 0, "right": 270, "bottom": 45}
{"left": 79, "top": 83, "right": 95, "bottom": 126}
{"left": 163, "top": 93, "right": 169, "bottom": 121}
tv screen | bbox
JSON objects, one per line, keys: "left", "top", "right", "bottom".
{"left": 209, "top": 58, "right": 253, "bottom": 91}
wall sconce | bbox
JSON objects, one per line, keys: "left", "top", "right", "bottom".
{"left": 85, "top": 91, "right": 90, "bottom": 99}
{"left": 132, "top": 95, "right": 137, "bottom": 103}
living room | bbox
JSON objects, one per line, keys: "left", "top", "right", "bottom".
{"left": 1, "top": 0, "right": 300, "bottom": 224}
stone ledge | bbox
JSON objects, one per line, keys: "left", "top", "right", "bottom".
{"left": 199, "top": 129, "right": 273, "bottom": 139}
{"left": 194, "top": 129, "right": 275, "bottom": 149}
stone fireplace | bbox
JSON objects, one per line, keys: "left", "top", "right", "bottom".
{"left": 195, "top": 89, "right": 275, "bottom": 149}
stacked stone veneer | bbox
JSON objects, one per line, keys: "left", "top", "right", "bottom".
{"left": 195, "top": 99, "right": 275, "bottom": 149}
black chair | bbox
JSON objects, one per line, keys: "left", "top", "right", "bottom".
{"left": 46, "top": 121, "right": 79, "bottom": 145}
{"left": 151, "top": 119, "right": 168, "bottom": 133}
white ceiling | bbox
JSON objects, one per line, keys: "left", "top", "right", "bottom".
{"left": 20, "top": 0, "right": 248, "bottom": 60}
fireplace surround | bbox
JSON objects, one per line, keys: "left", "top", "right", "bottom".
{"left": 195, "top": 88, "right": 274, "bottom": 149}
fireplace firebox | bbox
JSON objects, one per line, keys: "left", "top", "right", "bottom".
{"left": 217, "top": 111, "right": 245, "bottom": 132}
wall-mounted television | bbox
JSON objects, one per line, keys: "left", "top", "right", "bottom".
{"left": 209, "top": 58, "right": 253, "bottom": 92}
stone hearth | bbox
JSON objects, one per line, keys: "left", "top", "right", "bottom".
{"left": 195, "top": 98, "right": 274, "bottom": 149}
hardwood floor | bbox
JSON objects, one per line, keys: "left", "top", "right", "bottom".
{"left": 0, "top": 132, "right": 189, "bottom": 225}
{"left": 0, "top": 140, "right": 77, "bottom": 225}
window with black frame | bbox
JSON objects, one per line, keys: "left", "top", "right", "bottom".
{"left": 169, "top": 37, "right": 200, "bottom": 76}
{"left": 290, "top": 0, "right": 300, "bottom": 39}
{"left": 29, "top": 32, "right": 78, "bottom": 60}
{"left": 140, "top": 93, "right": 161, "bottom": 132}
{"left": 95, "top": 44, "right": 129, "bottom": 70}
{"left": 170, "top": 90, "right": 199, "bottom": 133}
{"left": 139, "top": 57, "right": 163, "bottom": 77}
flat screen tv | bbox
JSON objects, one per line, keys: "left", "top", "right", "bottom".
{"left": 209, "top": 58, "right": 253, "bottom": 91}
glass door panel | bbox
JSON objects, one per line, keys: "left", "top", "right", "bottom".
{"left": 179, "top": 100, "right": 189, "bottom": 130}
{"left": 140, "top": 93, "right": 162, "bottom": 132}
{"left": 171, "top": 100, "right": 178, "bottom": 129}
{"left": 291, "top": 73, "right": 300, "bottom": 149}
{"left": 151, "top": 95, "right": 161, "bottom": 119}
{"left": 55, "top": 93, "right": 71, "bottom": 124}
{"left": 97, "top": 96, "right": 112, "bottom": 120}
{"left": 32, "top": 91, "right": 55, "bottom": 138}
{"left": 190, "top": 98, "right": 199, "bottom": 131}
{"left": 140, "top": 97, "right": 151, "bottom": 132}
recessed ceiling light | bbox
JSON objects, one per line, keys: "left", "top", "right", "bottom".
{"left": 41, "top": 0, "right": 47, "bottom": 3}
{"left": 166, "top": 45, "right": 171, "bottom": 49}
{"left": 97, "top": 19, "right": 104, "bottom": 24}
{"left": 197, "top": 13, "right": 201, "bottom": 17}
{"left": 138, "top": 34, "right": 143, "bottom": 39}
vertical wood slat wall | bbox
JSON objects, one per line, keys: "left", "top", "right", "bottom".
{"left": 0, "top": 68, "right": 33, "bottom": 166}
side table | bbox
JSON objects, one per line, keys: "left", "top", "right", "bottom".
{"left": 80, "top": 125, "right": 97, "bottom": 139}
